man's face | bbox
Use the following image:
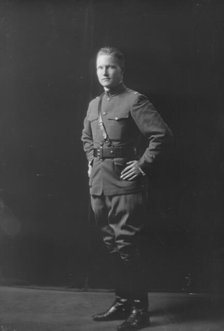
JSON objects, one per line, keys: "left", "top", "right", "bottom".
{"left": 96, "top": 54, "right": 123, "bottom": 90}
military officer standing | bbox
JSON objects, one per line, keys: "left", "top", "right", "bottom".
{"left": 81, "top": 47, "right": 172, "bottom": 330}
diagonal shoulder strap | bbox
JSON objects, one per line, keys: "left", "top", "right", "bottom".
{"left": 98, "top": 93, "right": 111, "bottom": 144}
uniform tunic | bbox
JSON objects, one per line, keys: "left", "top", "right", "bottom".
{"left": 81, "top": 84, "right": 171, "bottom": 196}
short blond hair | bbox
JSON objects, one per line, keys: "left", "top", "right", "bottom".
{"left": 96, "top": 47, "right": 125, "bottom": 72}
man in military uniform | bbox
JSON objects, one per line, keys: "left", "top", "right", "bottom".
{"left": 81, "top": 47, "right": 172, "bottom": 330}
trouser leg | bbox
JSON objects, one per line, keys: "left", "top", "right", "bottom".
{"left": 91, "top": 192, "right": 149, "bottom": 309}
{"left": 109, "top": 193, "right": 148, "bottom": 309}
{"left": 90, "top": 194, "right": 117, "bottom": 254}
{"left": 90, "top": 195, "right": 122, "bottom": 297}
{"left": 90, "top": 195, "right": 131, "bottom": 321}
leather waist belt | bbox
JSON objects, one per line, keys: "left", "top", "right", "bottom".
{"left": 93, "top": 147, "right": 135, "bottom": 159}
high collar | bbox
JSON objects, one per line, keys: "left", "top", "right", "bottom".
{"left": 104, "top": 83, "right": 126, "bottom": 97}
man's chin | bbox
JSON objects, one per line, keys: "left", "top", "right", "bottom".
{"left": 101, "top": 82, "right": 112, "bottom": 88}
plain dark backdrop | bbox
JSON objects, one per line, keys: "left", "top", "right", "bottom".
{"left": 0, "top": 0, "right": 223, "bottom": 293}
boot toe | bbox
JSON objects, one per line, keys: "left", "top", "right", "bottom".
{"left": 117, "top": 310, "right": 150, "bottom": 330}
{"left": 93, "top": 300, "right": 130, "bottom": 321}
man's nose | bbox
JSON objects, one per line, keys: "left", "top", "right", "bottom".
{"left": 102, "top": 67, "right": 108, "bottom": 75}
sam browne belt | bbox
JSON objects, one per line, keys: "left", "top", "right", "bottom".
{"left": 93, "top": 146, "right": 135, "bottom": 159}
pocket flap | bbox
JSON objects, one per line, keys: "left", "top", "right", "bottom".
{"left": 107, "top": 111, "right": 129, "bottom": 120}
{"left": 88, "top": 110, "right": 98, "bottom": 121}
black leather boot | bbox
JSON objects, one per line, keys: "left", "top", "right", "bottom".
{"left": 117, "top": 300, "right": 150, "bottom": 330}
{"left": 93, "top": 297, "right": 131, "bottom": 321}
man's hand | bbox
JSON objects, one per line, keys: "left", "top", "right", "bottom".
{"left": 120, "top": 160, "right": 143, "bottom": 181}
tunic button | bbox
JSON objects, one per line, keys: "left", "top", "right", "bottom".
{"left": 110, "top": 150, "right": 113, "bottom": 154}
{"left": 115, "top": 117, "right": 119, "bottom": 120}
{"left": 102, "top": 112, "right": 106, "bottom": 115}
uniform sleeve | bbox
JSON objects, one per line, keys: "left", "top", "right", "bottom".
{"left": 81, "top": 105, "right": 94, "bottom": 163}
{"left": 130, "top": 94, "right": 173, "bottom": 174}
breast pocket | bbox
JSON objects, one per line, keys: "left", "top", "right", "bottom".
{"left": 106, "top": 112, "right": 130, "bottom": 141}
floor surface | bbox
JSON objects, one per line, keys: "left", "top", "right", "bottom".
{"left": 0, "top": 286, "right": 224, "bottom": 330}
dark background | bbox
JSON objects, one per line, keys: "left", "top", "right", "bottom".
{"left": 0, "top": 0, "right": 223, "bottom": 293}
